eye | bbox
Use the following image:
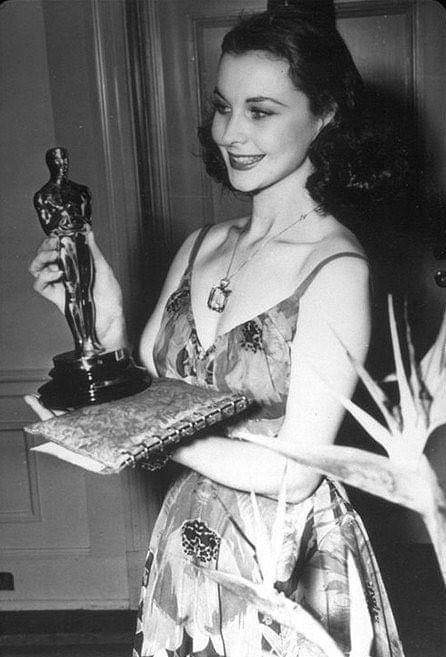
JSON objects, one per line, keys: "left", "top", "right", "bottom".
{"left": 248, "top": 106, "right": 274, "bottom": 120}
{"left": 212, "top": 99, "right": 231, "bottom": 115}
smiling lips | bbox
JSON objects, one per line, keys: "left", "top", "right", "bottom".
{"left": 228, "top": 153, "right": 265, "bottom": 170}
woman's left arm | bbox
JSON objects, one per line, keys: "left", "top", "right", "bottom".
{"left": 172, "top": 257, "right": 370, "bottom": 502}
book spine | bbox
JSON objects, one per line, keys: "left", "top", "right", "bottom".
{"left": 119, "top": 395, "right": 252, "bottom": 469}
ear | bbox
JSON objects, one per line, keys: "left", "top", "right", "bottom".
{"left": 316, "top": 103, "right": 337, "bottom": 134}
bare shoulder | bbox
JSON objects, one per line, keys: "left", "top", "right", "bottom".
{"left": 295, "top": 227, "right": 371, "bottom": 358}
{"left": 310, "top": 253, "right": 369, "bottom": 295}
{"left": 298, "top": 222, "right": 367, "bottom": 281}
{"left": 298, "top": 223, "right": 369, "bottom": 308}
{"left": 169, "top": 221, "right": 232, "bottom": 270}
{"left": 301, "top": 255, "right": 370, "bottom": 326}
{"left": 166, "top": 228, "right": 201, "bottom": 281}
{"left": 316, "top": 222, "right": 365, "bottom": 259}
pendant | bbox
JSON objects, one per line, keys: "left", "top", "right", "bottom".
{"left": 207, "top": 278, "right": 231, "bottom": 313}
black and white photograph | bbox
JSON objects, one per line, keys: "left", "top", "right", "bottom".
{"left": 0, "top": 1, "right": 445, "bottom": 656}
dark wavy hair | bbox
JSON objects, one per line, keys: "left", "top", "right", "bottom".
{"left": 198, "top": 5, "right": 408, "bottom": 216}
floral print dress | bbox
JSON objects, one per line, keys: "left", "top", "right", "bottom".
{"left": 133, "top": 226, "right": 404, "bottom": 657}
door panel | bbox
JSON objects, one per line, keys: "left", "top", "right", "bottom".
{"left": 0, "top": 0, "right": 155, "bottom": 611}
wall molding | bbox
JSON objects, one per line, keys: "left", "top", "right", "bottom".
{"left": 0, "top": 546, "right": 91, "bottom": 558}
{"left": 0, "top": 369, "right": 46, "bottom": 385}
{"left": 91, "top": 0, "right": 149, "bottom": 336}
{"left": 0, "top": 369, "right": 47, "bottom": 430}
{"left": 0, "top": 432, "right": 42, "bottom": 525}
{"left": 335, "top": 0, "right": 412, "bottom": 17}
{"left": 0, "top": 370, "right": 42, "bottom": 524}
{"left": 126, "top": 0, "right": 172, "bottom": 245}
{"left": 0, "top": 597, "right": 130, "bottom": 611}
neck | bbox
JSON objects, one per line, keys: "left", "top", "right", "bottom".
{"left": 50, "top": 170, "right": 67, "bottom": 185}
{"left": 246, "top": 169, "right": 320, "bottom": 240}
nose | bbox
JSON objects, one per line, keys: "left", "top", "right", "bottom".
{"left": 216, "top": 111, "right": 248, "bottom": 147}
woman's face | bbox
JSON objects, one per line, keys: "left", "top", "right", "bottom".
{"left": 211, "top": 51, "right": 325, "bottom": 194}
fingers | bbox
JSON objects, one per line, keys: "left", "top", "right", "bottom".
{"left": 29, "top": 248, "right": 63, "bottom": 291}
{"left": 29, "top": 246, "right": 60, "bottom": 278}
{"left": 32, "top": 268, "right": 63, "bottom": 294}
{"left": 37, "top": 236, "right": 59, "bottom": 253}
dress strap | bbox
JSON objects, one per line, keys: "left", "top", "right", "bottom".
{"left": 295, "top": 251, "right": 368, "bottom": 298}
{"left": 186, "top": 224, "right": 213, "bottom": 273}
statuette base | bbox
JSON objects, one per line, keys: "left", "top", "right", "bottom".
{"left": 38, "top": 348, "right": 150, "bottom": 410}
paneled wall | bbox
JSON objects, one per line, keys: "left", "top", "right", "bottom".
{"left": 0, "top": 0, "right": 157, "bottom": 611}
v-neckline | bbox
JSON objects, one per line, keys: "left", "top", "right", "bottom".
{"left": 185, "top": 269, "right": 300, "bottom": 355}
{"left": 179, "top": 246, "right": 365, "bottom": 355}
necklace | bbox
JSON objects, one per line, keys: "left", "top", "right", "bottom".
{"left": 207, "top": 204, "right": 323, "bottom": 313}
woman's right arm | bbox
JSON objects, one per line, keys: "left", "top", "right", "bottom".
{"left": 29, "top": 231, "right": 127, "bottom": 352}
{"left": 28, "top": 228, "right": 201, "bottom": 377}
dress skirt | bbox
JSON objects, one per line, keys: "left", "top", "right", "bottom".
{"left": 132, "top": 471, "right": 404, "bottom": 657}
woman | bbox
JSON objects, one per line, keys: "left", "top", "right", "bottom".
{"left": 28, "top": 5, "right": 405, "bottom": 657}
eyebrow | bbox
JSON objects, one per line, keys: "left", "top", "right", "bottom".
{"left": 213, "top": 87, "right": 287, "bottom": 107}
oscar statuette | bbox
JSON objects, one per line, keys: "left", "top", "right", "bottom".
{"left": 33, "top": 147, "right": 150, "bottom": 409}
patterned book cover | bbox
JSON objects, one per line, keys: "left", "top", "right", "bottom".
{"left": 25, "top": 377, "right": 254, "bottom": 474}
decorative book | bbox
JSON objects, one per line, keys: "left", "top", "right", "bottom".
{"left": 25, "top": 377, "right": 253, "bottom": 474}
